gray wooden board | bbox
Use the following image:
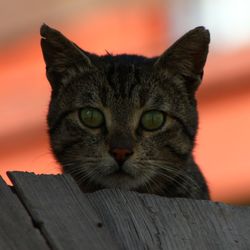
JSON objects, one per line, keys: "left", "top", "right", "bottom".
{"left": 0, "top": 176, "right": 50, "bottom": 250}
{"left": 8, "top": 172, "right": 119, "bottom": 250}
{"left": 7, "top": 172, "right": 250, "bottom": 250}
{"left": 86, "top": 189, "right": 250, "bottom": 250}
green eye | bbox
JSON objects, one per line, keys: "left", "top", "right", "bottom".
{"left": 79, "top": 107, "right": 104, "bottom": 128}
{"left": 141, "top": 110, "right": 165, "bottom": 131}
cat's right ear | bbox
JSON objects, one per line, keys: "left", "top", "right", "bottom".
{"left": 154, "top": 26, "right": 210, "bottom": 94}
{"left": 40, "top": 24, "right": 93, "bottom": 89}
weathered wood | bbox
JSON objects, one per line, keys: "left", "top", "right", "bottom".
{"left": 8, "top": 172, "right": 119, "bottom": 250}
{"left": 0, "top": 177, "right": 50, "bottom": 250}
{"left": 86, "top": 189, "right": 250, "bottom": 250}
{"left": 7, "top": 172, "right": 250, "bottom": 250}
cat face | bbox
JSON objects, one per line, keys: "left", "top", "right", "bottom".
{"left": 41, "top": 24, "right": 209, "bottom": 193}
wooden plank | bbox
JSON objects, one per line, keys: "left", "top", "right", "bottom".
{"left": 143, "top": 195, "right": 250, "bottom": 250}
{"left": 7, "top": 172, "right": 250, "bottom": 250}
{"left": 86, "top": 189, "right": 159, "bottom": 250}
{"left": 0, "top": 176, "right": 50, "bottom": 250}
{"left": 86, "top": 189, "right": 250, "bottom": 250}
{"left": 8, "top": 172, "right": 119, "bottom": 250}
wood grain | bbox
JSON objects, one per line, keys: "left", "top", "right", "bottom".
{"left": 0, "top": 177, "right": 50, "bottom": 250}
{"left": 8, "top": 172, "right": 119, "bottom": 250}
{"left": 87, "top": 189, "right": 250, "bottom": 250}
{"left": 7, "top": 172, "right": 250, "bottom": 250}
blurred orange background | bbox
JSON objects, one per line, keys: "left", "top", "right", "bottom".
{"left": 0, "top": 0, "right": 250, "bottom": 204}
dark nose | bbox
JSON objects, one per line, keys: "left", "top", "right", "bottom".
{"left": 109, "top": 147, "right": 133, "bottom": 166}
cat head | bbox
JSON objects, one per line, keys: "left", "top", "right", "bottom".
{"left": 41, "top": 24, "right": 210, "bottom": 193}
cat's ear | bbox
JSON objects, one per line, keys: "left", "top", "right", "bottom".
{"left": 155, "top": 26, "right": 210, "bottom": 93}
{"left": 40, "top": 24, "right": 93, "bottom": 89}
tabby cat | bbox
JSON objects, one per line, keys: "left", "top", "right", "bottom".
{"left": 41, "top": 24, "right": 210, "bottom": 199}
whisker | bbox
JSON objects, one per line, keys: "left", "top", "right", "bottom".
{"left": 138, "top": 159, "right": 201, "bottom": 198}
{"left": 157, "top": 168, "right": 199, "bottom": 198}
{"left": 75, "top": 164, "right": 100, "bottom": 185}
{"left": 142, "top": 159, "right": 201, "bottom": 189}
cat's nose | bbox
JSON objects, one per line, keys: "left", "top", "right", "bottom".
{"left": 109, "top": 147, "right": 134, "bottom": 166}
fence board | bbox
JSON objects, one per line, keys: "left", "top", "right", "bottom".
{"left": 86, "top": 189, "right": 250, "bottom": 250}
{"left": 0, "top": 177, "right": 50, "bottom": 250}
{"left": 8, "top": 172, "right": 119, "bottom": 250}
{"left": 7, "top": 172, "right": 250, "bottom": 250}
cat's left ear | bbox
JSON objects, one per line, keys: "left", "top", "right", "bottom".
{"left": 155, "top": 26, "right": 210, "bottom": 93}
{"left": 40, "top": 24, "right": 93, "bottom": 89}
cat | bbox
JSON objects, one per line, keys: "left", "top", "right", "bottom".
{"left": 41, "top": 24, "right": 210, "bottom": 199}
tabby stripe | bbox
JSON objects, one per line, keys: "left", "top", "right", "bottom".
{"left": 169, "top": 114, "right": 195, "bottom": 141}
{"left": 57, "top": 138, "right": 83, "bottom": 155}
{"left": 48, "top": 110, "right": 75, "bottom": 134}
{"left": 164, "top": 144, "right": 189, "bottom": 160}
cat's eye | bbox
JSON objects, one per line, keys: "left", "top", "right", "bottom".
{"left": 140, "top": 110, "right": 165, "bottom": 131}
{"left": 78, "top": 107, "right": 104, "bottom": 128}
